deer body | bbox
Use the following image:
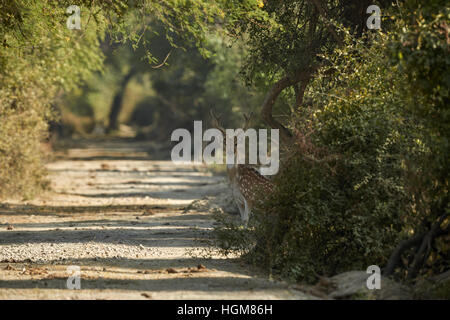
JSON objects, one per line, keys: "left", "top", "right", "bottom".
{"left": 210, "top": 109, "right": 275, "bottom": 224}
{"left": 227, "top": 163, "right": 274, "bottom": 224}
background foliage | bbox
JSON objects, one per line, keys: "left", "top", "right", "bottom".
{"left": 0, "top": 0, "right": 448, "bottom": 291}
{"left": 0, "top": 0, "right": 260, "bottom": 197}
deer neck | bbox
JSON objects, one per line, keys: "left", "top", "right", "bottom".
{"left": 226, "top": 163, "right": 239, "bottom": 184}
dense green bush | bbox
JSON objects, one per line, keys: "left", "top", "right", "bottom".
{"left": 213, "top": 11, "right": 448, "bottom": 282}
{"left": 385, "top": 2, "right": 449, "bottom": 278}
{"left": 0, "top": 1, "right": 105, "bottom": 198}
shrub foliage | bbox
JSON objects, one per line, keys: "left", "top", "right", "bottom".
{"left": 212, "top": 2, "right": 449, "bottom": 283}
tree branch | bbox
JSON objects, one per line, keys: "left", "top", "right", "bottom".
{"left": 261, "top": 67, "right": 317, "bottom": 144}
{"left": 151, "top": 50, "right": 172, "bottom": 69}
{"left": 407, "top": 213, "right": 448, "bottom": 279}
{"left": 384, "top": 231, "right": 426, "bottom": 277}
{"left": 384, "top": 213, "right": 449, "bottom": 277}
{"left": 295, "top": 78, "right": 309, "bottom": 107}
{"left": 306, "top": 0, "right": 343, "bottom": 46}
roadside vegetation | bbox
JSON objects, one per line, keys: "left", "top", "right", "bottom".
{"left": 0, "top": 0, "right": 448, "bottom": 297}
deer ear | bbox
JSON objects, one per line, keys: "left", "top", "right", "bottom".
{"left": 242, "top": 112, "right": 253, "bottom": 130}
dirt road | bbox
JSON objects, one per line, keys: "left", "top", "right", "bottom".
{"left": 0, "top": 139, "right": 315, "bottom": 299}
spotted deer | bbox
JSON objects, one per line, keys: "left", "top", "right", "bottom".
{"left": 210, "top": 110, "right": 274, "bottom": 224}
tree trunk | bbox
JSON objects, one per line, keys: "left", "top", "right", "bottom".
{"left": 107, "top": 68, "right": 137, "bottom": 133}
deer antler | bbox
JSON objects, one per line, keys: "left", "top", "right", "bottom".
{"left": 211, "top": 109, "right": 254, "bottom": 132}
{"left": 210, "top": 109, "right": 226, "bottom": 135}
{"left": 242, "top": 112, "right": 253, "bottom": 131}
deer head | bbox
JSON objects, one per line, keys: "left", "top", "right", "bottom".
{"left": 209, "top": 109, "right": 253, "bottom": 163}
{"left": 210, "top": 109, "right": 255, "bottom": 182}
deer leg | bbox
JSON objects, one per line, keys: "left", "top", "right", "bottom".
{"left": 242, "top": 198, "right": 250, "bottom": 226}
{"left": 235, "top": 198, "right": 245, "bottom": 219}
